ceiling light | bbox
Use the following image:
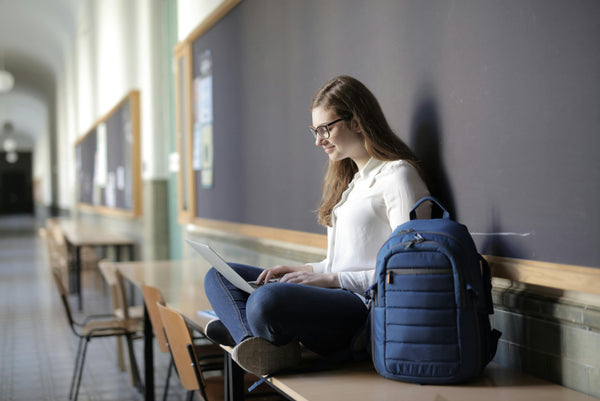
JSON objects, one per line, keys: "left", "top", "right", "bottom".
{"left": 3, "top": 137, "right": 17, "bottom": 152}
{"left": 0, "top": 70, "right": 15, "bottom": 93}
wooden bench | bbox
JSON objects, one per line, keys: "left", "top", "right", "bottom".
{"left": 184, "top": 219, "right": 600, "bottom": 400}
{"left": 115, "top": 259, "right": 599, "bottom": 401}
{"left": 258, "top": 361, "right": 595, "bottom": 401}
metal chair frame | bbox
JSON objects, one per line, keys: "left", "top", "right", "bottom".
{"left": 50, "top": 268, "right": 143, "bottom": 401}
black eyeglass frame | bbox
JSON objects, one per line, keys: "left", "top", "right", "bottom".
{"left": 308, "top": 117, "right": 347, "bottom": 140}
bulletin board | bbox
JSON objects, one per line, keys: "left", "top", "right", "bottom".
{"left": 175, "top": 0, "right": 600, "bottom": 274}
{"left": 75, "top": 90, "right": 142, "bottom": 217}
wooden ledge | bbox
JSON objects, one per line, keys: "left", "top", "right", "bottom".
{"left": 187, "top": 218, "right": 599, "bottom": 296}
{"left": 190, "top": 217, "right": 327, "bottom": 250}
{"left": 487, "top": 255, "right": 600, "bottom": 295}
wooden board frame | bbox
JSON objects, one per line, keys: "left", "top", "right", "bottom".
{"left": 174, "top": 0, "right": 243, "bottom": 224}
{"left": 75, "top": 90, "right": 142, "bottom": 218}
{"left": 174, "top": 40, "right": 194, "bottom": 223}
{"left": 185, "top": 0, "right": 243, "bottom": 44}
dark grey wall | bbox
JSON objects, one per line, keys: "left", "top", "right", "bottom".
{"left": 191, "top": 0, "right": 600, "bottom": 268}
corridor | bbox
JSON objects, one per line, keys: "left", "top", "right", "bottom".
{"left": 0, "top": 215, "right": 185, "bottom": 401}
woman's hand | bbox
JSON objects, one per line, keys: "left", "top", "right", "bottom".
{"left": 255, "top": 264, "right": 340, "bottom": 288}
{"left": 256, "top": 265, "right": 312, "bottom": 285}
{"left": 278, "top": 271, "right": 340, "bottom": 288}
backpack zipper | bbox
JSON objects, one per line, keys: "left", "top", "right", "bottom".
{"left": 388, "top": 236, "right": 466, "bottom": 307}
{"left": 392, "top": 229, "right": 463, "bottom": 249}
{"left": 393, "top": 233, "right": 425, "bottom": 250}
{"left": 386, "top": 267, "right": 451, "bottom": 284}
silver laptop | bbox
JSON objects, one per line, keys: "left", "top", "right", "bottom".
{"left": 185, "top": 239, "right": 259, "bottom": 294}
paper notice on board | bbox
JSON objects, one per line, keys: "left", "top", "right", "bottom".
{"left": 116, "top": 166, "right": 125, "bottom": 190}
{"left": 95, "top": 123, "right": 107, "bottom": 187}
{"left": 198, "top": 75, "right": 213, "bottom": 124}
{"left": 192, "top": 121, "right": 202, "bottom": 171}
{"left": 195, "top": 49, "right": 214, "bottom": 188}
{"left": 201, "top": 124, "right": 214, "bottom": 188}
{"left": 106, "top": 172, "right": 116, "bottom": 208}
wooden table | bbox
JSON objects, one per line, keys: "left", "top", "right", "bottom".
{"left": 116, "top": 259, "right": 598, "bottom": 401}
{"left": 59, "top": 219, "right": 136, "bottom": 310}
{"left": 117, "top": 259, "right": 214, "bottom": 401}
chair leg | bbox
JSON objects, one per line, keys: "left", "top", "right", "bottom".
{"left": 69, "top": 338, "right": 85, "bottom": 400}
{"left": 117, "top": 336, "right": 126, "bottom": 371}
{"left": 124, "top": 334, "right": 144, "bottom": 393}
{"left": 73, "top": 338, "right": 90, "bottom": 401}
{"left": 162, "top": 357, "right": 173, "bottom": 401}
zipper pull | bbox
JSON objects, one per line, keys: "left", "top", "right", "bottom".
{"left": 386, "top": 271, "right": 394, "bottom": 284}
{"left": 404, "top": 233, "right": 425, "bottom": 250}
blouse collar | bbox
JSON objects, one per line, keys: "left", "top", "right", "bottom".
{"left": 354, "top": 158, "right": 388, "bottom": 186}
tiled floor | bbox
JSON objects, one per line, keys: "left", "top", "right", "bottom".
{"left": 0, "top": 215, "right": 189, "bottom": 401}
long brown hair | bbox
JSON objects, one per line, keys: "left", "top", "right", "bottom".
{"left": 312, "top": 75, "right": 423, "bottom": 226}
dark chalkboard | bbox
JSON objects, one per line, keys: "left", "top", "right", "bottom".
{"left": 75, "top": 91, "right": 141, "bottom": 216}
{"left": 185, "top": 0, "right": 600, "bottom": 268}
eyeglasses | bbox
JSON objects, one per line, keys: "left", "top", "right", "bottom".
{"left": 308, "top": 117, "right": 346, "bottom": 140}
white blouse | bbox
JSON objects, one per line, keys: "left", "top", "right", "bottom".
{"left": 308, "top": 158, "right": 430, "bottom": 295}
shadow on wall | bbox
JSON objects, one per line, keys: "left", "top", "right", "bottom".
{"left": 409, "top": 87, "right": 456, "bottom": 219}
{"left": 408, "top": 86, "right": 571, "bottom": 393}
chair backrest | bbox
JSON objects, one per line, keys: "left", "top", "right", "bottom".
{"left": 40, "top": 227, "right": 52, "bottom": 255}
{"left": 41, "top": 225, "right": 60, "bottom": 263}
{"left": 43, "top": 226, "right": 70, "bottom": 295}
{"left": 140, "top": 284, "right": 170, "bottom": 353}
{"left": 99, "top": 261, "right": 130, "bottom": 319}
{"left": 50, "top": 267, "right": 77, "bottom": 335}
{"left": 157, "top": 303, "right": 207, "bottom": 396}
{"left": 114, "top": 268, "right": 131, "bottom": 319}
{"left": 47, "top": 220, "right": 69, "bottom": 258}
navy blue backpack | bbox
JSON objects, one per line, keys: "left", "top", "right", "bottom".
{"left": 368, "top": 196, "right": 501, "bottom": 384}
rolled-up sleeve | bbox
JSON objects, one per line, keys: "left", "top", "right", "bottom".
{"left": 306, "top": 259, "right": 327, "bottom": 274}
{"left": 338, "top": 269, "right": 376, "bottom": 295}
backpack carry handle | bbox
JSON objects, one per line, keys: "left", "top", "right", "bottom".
{"left": 409, "top": 196, "right": 451, "bottom": 220}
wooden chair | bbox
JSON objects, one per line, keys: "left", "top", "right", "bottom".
{"left": 50, "top": 267, "right": 143, "bottom": 401}
{"left": 157, "top": 303, "right": 226, "bottom": 401}
{"left": 45, "top": 219, "right": 77, "bottom": 291}
{"left": 157, "top": 304, "right": 286, "bottom": 401}
{"left": 47, "top": 219, "right": 70, "bottom": 263}
{"left": 45, "top": 218, "right": 100, "bottom": 283}
{"left": 141, "top": 284, "right": 222, "bottom": 401}
{"left": 98, "top": 260, "right": 144, "bottom": 377}
{"left": 41, "top": 226, "right": 70, "bottom": 292}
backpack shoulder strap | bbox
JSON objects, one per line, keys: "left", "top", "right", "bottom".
{"left": 479, "top": 255, "right": 494, "bottom": 315}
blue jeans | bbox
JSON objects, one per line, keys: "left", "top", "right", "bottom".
{"left": 204, "top": 263, "right": 368, "bottom": 356}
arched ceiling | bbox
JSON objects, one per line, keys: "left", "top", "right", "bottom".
{"left": 0, "top": 0, "right": 80, "bottom": 143}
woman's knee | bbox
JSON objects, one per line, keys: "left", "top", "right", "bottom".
{"left": 247, "top": 285, "right": 287, "bottom": 322}
{"left": 204, "top": 267, "right": 223, "bottom": 294}
{"left": 204, "top": 267, "right": 218, "bottom": 283}
{"left": 246, "top": 285, "right": 293, "bottom": 343}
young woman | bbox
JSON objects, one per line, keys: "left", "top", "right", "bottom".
{"left": 204, "top": 75, "right": 430, "bottom": 375}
